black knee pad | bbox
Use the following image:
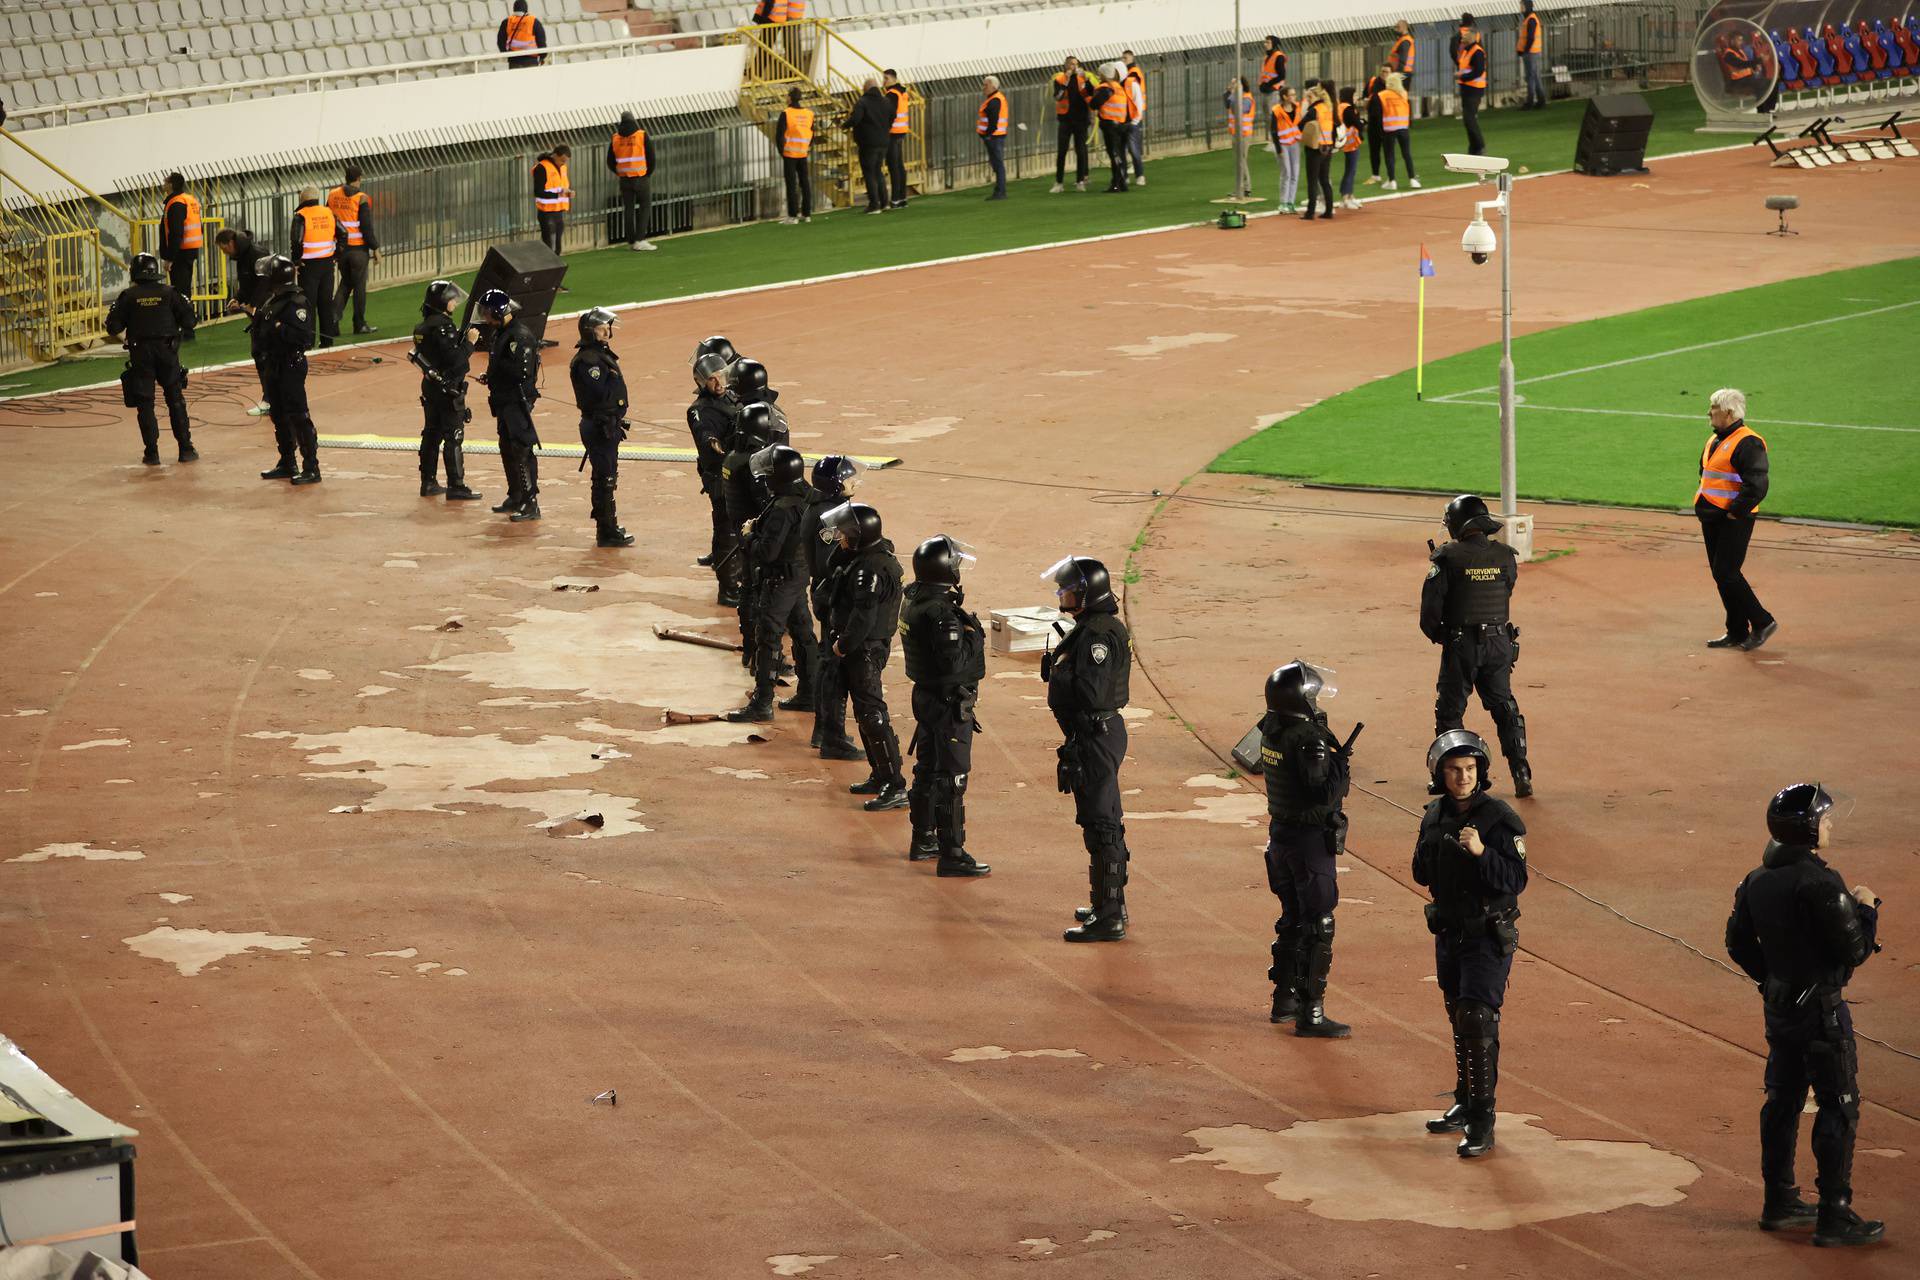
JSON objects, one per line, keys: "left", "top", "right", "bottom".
{"left": 1305, "top": 913, "right": 1336, "bottom": 943}
{"left": 1455, "top": 999, "right": 1497, "bottom": 1043}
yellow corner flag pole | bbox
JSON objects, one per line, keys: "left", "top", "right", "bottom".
{"left": 1416, "top": 243, "right": 1432, "bottom": 401}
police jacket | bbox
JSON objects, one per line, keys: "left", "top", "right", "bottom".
{"left": 106, "top": 283, "right": 195, "bottom": 344}
{"left": 751, "top": 486, "right": 810, "bottom": 579}
{"left": 1421, "top": 533, "right": 1517, "bottom": 641}
{"left": 1413, "top": 791, "right": 1529, "bottom": 937}
{"left": 1045, "top": 601, "right": 1131, "bottom": 723}
{"left": 1726, "top": 842, "right": 1879, "bottom": 1001}
{"left": 721, "top": 443, "right": 766, "bottom": 528}
{"left": 1259, "top": 712, "right": 1347, "bottom": 827}
{"left": 830, "top": 538, "right": 903, "bottom": 651}
{"left": 801, "top": 486, "right": 841, "bottom": 586}
{"left": 687, "top": 389, "right": 737, "bottom": 474}
{"left": 901, "top": 583, "right": 987, "bottom": 689}
{"left": 485, "top": 320, "right": 540, "bottom": 412}
{"left": 411, "top": 312, "right": 472, "bottom": 397}
{"left": 569, "top": 339, "right": 628, "bottom": 426}
{"left": 258, "top": 289, "right": 316, "bottom": 363}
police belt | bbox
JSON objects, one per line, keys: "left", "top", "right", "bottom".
{"left": 1761, "top": 977, "right": 1841, "bottom": 1012}
{"left": 1447, "top": 621, "right": 1507, "bottom": 637}
{"left": 129, "top": 335, "right": 179, "bottom": 347}
{"left": 1069, "top": 710, "right": 1119, "bottom": 733}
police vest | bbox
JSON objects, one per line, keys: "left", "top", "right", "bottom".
{"left": 1458, "top": 42, "right": 1488, "bottom": 89}
{"left": 1438, "top": 538, "right": 1514, "bottom": 626}
{"left": 326, "top": 187, "right": 368, "bottom": 247}
{"left": 1519, "top": 14, "right": 1543, "bottom": 55}
{"left": 1272, "top": 101, "right": 1301, "bottom": 145}
{"left": 902, "top": 590, "right": 986, "bottom": 687}
{"left": 504, "top": 12, "right": 537, "bottom": 51}
{"left": 978, "top": 92, "right": 1008, "bottom": 136}
{"left": 166, "top": 191, "right": 203, "bottom": 250}
{"left": 1259, "top": 714, "right": 1350, "bottom": 823}
{"left": 1099, "top": 80, "right": 1131, "bottom": 123}
{"left": 611, "top": 129, "right": 649, "bottom": 177}
{"left": 782, "top": 107, "right": 815, "bottom": 157}
{"left": 1419, "top": 800, "right": 1521, "bottom": 932}
{"left": 1380, "top": 88, "right": 1411, "bottom": 129}
{"left": 1229, "top": 92, "right": 1255, "bottom": 137}
{"left": 885, "top": 86, "right": 909, "bottom": 134}
{"left": 297, "top": 204, "right": 336, "bottom": 260}
{"left": 535, "top": 159, "right": 570, "bottom": 211}
{"left": 1697, "top": 424, "right": 1764, "bottom": 510}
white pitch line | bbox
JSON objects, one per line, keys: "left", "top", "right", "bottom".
{"left": 1433, "top": 298, "right": 1920, "bottom": 402}
{"left": 1435, "top": 399, "right": 1920, "bottom": 434}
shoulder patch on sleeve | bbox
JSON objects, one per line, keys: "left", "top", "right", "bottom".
{"left": 1513, "top": 837, "right": 1526, "bottom": 860}
{"left": 294, "top": 308, "right": 308, "bottom": 321}
{"left": 588, "top": 367, "right": 601, "bottom": 379}
{"left": 1426, "top": 562, "right": 1441, "bottom": 580}
{"left": 1089, "top": 642, "right": 1109, "bottom": 665}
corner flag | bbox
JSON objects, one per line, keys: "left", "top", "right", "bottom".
{"left": 1416, "top": 245, "right": 1434, "bottom": 400}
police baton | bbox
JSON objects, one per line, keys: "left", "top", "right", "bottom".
{"left": 1339, "top": 721, "right": 1365, "bottom": 756}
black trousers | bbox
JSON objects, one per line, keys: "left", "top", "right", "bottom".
{"left": 333, "top": 246, "right": 371, "bottom": 331}
{"left": 1062, "top": 717, "right": 1129, "bottom": 914}
{"left": 910, "top": 683, "right": 976, "bottom": 853}
{"left": 1099, "top": 121, "right": 1129, "bottom": 190}
{"left": 782, "top": 156, "right": 812, "bottom": 218}
{"left": 1436, "top": 932, "right": 1514, "bottom": 1008}
{"left": 493, "top": 402, "right": 539, "bottom": 506}
{"left": 1055, "top": 119, "right": 1090, "bottom": 183}
{"left": 1265, "top": 819, "right": 1338, "bottom": 986}
{"left": 982, "top": 136, "right": 1006, "bottom": 196}
{"left": 618, "top": 177, "right": 652, "bottom": 244}
{"left": 1384, "top": 129, "right": 1416, "bottom": 181}
{"left": 1366, "top": 106, "right": 1385, "bottom": 175}
{"left": 811, "top": 597, "right": 848, "bottom": 743}
{"left": 751, "top": 571, "right": 817, "bottom": 700}
{"left": 165, "top": 251, "right": 196, "bottom": 299}
{"left": 123, "top": 340, "right": 192, "bottom": 455}
{"left": 267, "top": 356, "right": 317, "bottom": 473}
{"left": 1460, "top": 87, "right": 1486, "bottom": 155}
{"left": 580, "top": 417, "right": 621, "bottom": 529}
{"left": 699, "top": 467, "right": 738, "bottom": 591}
{"left": 885, "top": 134, "right": 908, "bottom": 204}
{"left": 419, "top": 386, "right": 468, "bottom": 488}
{"left": 1434, "top": 624, "right": 1527, "bottom": 768}
{"left": 1303, "top": 147, "right": 1334, "bottom": 215}
{"left": 537, "top": 210, "right": 565, "bottom": 255}
{"left": 1699, "top": 509, "right": 1773, "bottom": 639}
{"left": 297, "top": 259, "right": 338, "bottom": 341}
{"left": 858, "top": 144, "right": 888, "bottom": 211}
{"left": 842, "top": 642, "right": 904, "bottom": 785}
{"left": 1760, "top": 997, "right": 1860, "bottom": 1202}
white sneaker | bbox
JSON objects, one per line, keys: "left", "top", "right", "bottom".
{"left": 1382, "top": 179, "right": 1398, "bottom": 191}
{"left": 779, "top": 216, "right": 798, "bottom": 225}
{"left": 247, "top": 401, "right": 270, "bottom": 416}
{"left": 1410, "top": 178, "right": 1423, "bottom": 188}
{"left": 1075, "top": 180, "right": 1087, "bottom": 191}
{"left": 1135, "top": 174, "right": 1146, "bottom": 186}
{"left": 633, "top": 239, "right": 657, "bottom": 251}
{"left": 1049, "top": 182, "right": 1064, "bottom": 193}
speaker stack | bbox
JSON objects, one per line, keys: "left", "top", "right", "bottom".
{"left": 1574, "top": 92, "right": 1654, "bottom": 176}
{"left": 461, "top": 240, "right": 570, "bottom": 344}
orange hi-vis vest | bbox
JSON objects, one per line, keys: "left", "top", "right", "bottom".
{"left": 1339, "top": 107, "right": 1362, "bottom": 151}
{"left": 1098, "top": 79, "right": 1131, "bottom": 123}
{"left": 1272, "top": 101, "right": 1301, "bottom": 145}
{"left": 1697, "top": 424, "right": 1764, "bottom": 510}
{"left": 298, "top": 204, "right": 336, "bottom": 260}
{"left": 1311, "top": 97, "right": 1334, "bottom": 140}
{"left": 1380, "top": 88, "right": 1410, "bottom": 129}
{"left": 1125, "top": 65, "right": 1146, "bottom": 121}
{"left": 1261, "top": 49, "right": 1284, "bottom": 84}
{"left": 1518, "top": 14, "right": 1542, "bottom": 55}
{"left": 774, "top": 0, "right": 806, "bottom": 20}
{"left": 978, "top": 91, "right": 1007, "bottom": 136}
{"left": 781, "top": 107, "right": 814, "bottom": 157}
{"left": 1229, "top": 92, "right": 1255, "bottom": 137}
{"left": 611, "top": 129, "right": 649, "bottom": 177}
{"left": 166, "top": 191, "right": 203, "bottom": 250}
{"left": 326, "top": 186, "right": 368, "bottom": 247}
{"left": 1052, "top": 71, "right": 1086, "bottom": 115}
{"left": 535, "top": 158, "right": 570, "bottom": 211}
{"left": 1458, "top": 41, "right": 1487, "bottom": 89}
{"left": 1391, "top": 33, "right": 1415, "bottom": 73}
{"left": 885, "top": 86, "right": 909, "bottom": 134}
{"left": 504, "top": 12, "right": 536, "bottom": 51}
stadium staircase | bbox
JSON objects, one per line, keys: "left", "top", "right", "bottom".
{"left": 0, "top": 128, "right": 141, "bottom": 365}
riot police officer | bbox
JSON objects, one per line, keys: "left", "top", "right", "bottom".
{"left": 902, "top": 535, "right": 991, "bottom": 877}
{"left": 1259, "top": 661, "right": 1356, "bottom": 1037}
{"left": 477, "top": 288, "right": 541, "bottom": 521}
{"left": 689, "top": 336, "right": 740, "bottom": 601}
{"left": 1726, "top": 783, "right": 1885, "bottom": 1247}
{"left": 104, "top": 252, "right": 198, "bottom": 466}
{"left": 728, "top": 444, "right": 819, "bottom": 721}
{"left": 1043, "top": 556, "right": 1133, "bottom": 941}
{"left": 721, "top": 403, "right": 782, "bottom": 660}
{"left": 822, "top": 502, "right": 907, "bottom": 810}
{"left": 570, "top": 306, "right": 633, "bottom": 547}
{"left": 1422, "top": 494, "right": 1531, "bottom": 797}
{"left": 256, "top": 255, "right": 322, "bottom": 485}
{"left": 410, "top": 279, "right": 481, "bottom": 502}
{"left": 804, "top": 456, "right": 866, "bottom": 762}
{"left": 1414, "top": 730, "right": 1529, "bottom": 1157}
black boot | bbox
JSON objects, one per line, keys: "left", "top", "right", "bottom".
{"left": 937, "top": 851, "right": 991, "bottom": 877}
{"left": 1812, "top": 1200, "right": 1885, "bottom": 1247}
{"left": 933, "top": 786, "right": 987, "bottom": 874}
{"left": 260, "top": 463, "right": 297, "bottom": 480}
{"left": 446, "top": 485, "right": 482, "bottom": 501}
{"left": 726, "top": 681, "right": 775, "bottom": 722}
{"left": 907, "top": 789, "right": 939, "bottom": 860}
{"left": 1428, "top": 1103, "right": 1471, "bottom": 1134}
{"left": 863, "top": 781, "right": 909, "bottom": 812}
{"left": 143, "top": 448, "right": 162, "bottom": 466}
{"left": 1268, "top": 926, "right": 1299, "bottom": 1023}
{"left": 1456, "top": 1006, "right": 1497, "bottom": 1155}
{"left": 1293, "top": 919, "right": 1351, "bottom": 1037}
{"left": 819, "top": 734, "right": 864, "bottom": 762}
{"left": 597, "top": 522, "right": 635, "bottom": 547}
{"left": 1066, "top": 859, "right": 1126, "bottom": 941}
{"left": 778, "top": 687, "right": 816, "bottom": 713}
{"left": 1458, "top": 1106, "right": 1497, "bottom": 1158}
{"left": 1064, "top": 910, "right": 1126, "bottom": 942}
{"left": 1510, "top": 761, "right": 1534, "bottom": 798}
{"left": 421, "top": 479, "right": 446, "bottom": 497}
{"left": 290, "top": 470, "right": 323, "bottom": 486}
{"left": 1497, "top": 713, "right": 1531, "bottom": 798}
{"left": 1758, "top": 1189, "right": 1818, "bottom": 1231}
{"left": 177, "top": 442, "right": 198, "bottom": 462}
{"left": 510, "top": 498, "right": 542, "bottom": 522}
{"left": 1428, "top": 1003, "right": 1470, "bottom": 1131}
{"left": 491, "top": 494, "right": 525, "bottom": 514}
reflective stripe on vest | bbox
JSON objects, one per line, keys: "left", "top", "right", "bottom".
{"left": 774, "top": 0, "right": 806, "bottom": 19}
{"left": 1272, "top": 102, "right": 1300, "bottom": 145}
{"left": 326, "top": 187, "right": 365, "bottom": 247}
{"left": 166, "top": 192, "right": 203, "bottom": 250}
{"left": 535, "top": 159, "right": 570, "bottom": 211}
{"left": 1458, "top": 42, "right": 1487, "bottom": 89}
{"left": 1312, "top": 98, "right": 1334, "bottom": 139}
{"left": 1519, "top": 15, "right": 1542, "bottom": 55}
{"left": 1262, "top": 50, "right": 1284, "bottom": 82}
{"left": 298, "top": 204, "right": 335, "bottom": 260}
{"left": 504, "top": 13, "right": 536, "bottom": 51}
{"left": 1697, "top": 424, "right": 1764, "bottom": 509}
{"left": 782, "top": 107, "right": 814, "bottom": 158}
{"left": 886, "top": 87, "right": 908, "bottom": 134}
{"left": 611, "top": 130, "right": 649, "bottom": 177}
{"left": 1125, "top": 67, "right": 1146, "bottom": 120}
{"left": 1052, "top": 72, "right": 1083, "bottom": 116}
{"left": 1340, "top": 110, "right": 1362, "bottom": 151}
{"left": 1381, "top": 89, "right": 1410, "bottom": 129}
{"left": 1099, "top": 81, "right": 1130, "bottom": 123}
{"left": 1229, "top": 93, "right": 1255, "bottom": 137}
{"left": 1392, "top": 35, "right": 1415, "bottom": 72}
{"left": 978, "top": 92, "right": 1007, "bottom": 136}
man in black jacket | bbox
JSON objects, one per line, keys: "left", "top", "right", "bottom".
{"left": 1050, "top": 56, "right": 1093, "bottom": 192}
{"left": 688, "top": 343, "right": 741, "bottom": 603}
{"left": 257, "top": 255, "right": 321, "bottom": 485}
{"left": 497, "top": 1, "right": 547, "bottom": 68}
{"left": 476, "top": 288, "right": 542, "bottom": 520}
{"left": 881, "top": 70, "right": 912, "bottom": 208}
{"left": 722, "top": 400, "right": 781, "bottom": 658}
{"left": 845, "top": 78, "right": 895, "bottom": 214}
{"left": 1043, "top": 555, "right": 1133, "bottom": 941}
{"left": 901, "top": 535, "right": 990, "bottom": 877}
{"left": 570, "top": 306, "right": 633, "bottom": 546}
{"left": 804, "top": 456, "right": 865, "bottom": 762}
{"left": 729, "top": 444, "right": 819, "bottom": 722}
{"left": 216, "top": 227, "right": 272, "bottom": 416}
{"left": 605, "top": 112, "right": 658, "bottom": 251}
{"left": 105, "top": 253, "right": 198, "bottom": 466}
{"left": 289, "top": 188, "right": 339, "bottom": 347}
{"left": 823, "top": 503, "right": 908, "bottom": 810}
{"left": 1422, "top": 494, "right": 1531, "bottom": 797}
{"left": 410, "top": 279, "right": 481, "bottom": 502}
{"left": 1726, "top": 783, "right": 1884, "bottom": 1247}
{"left": 158, "top": 172, "right": 203, "bottom": 304}
{"left": 1697, "top": 387, "right": 1778, "bottom": 651}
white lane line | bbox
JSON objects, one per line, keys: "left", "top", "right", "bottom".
{"left": 1434, "top": 399, "right": 1920, "bottom": 434}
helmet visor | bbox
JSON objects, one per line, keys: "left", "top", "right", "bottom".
{"left": 837, "top": 457, "right": 867, "bottom": 492}
{"left": 1042, "top": 556, "right": 1082, "bottom": 588}
{"left": 819, "top": 500, "right": 855, "bottom": 544}
{"left": 1299, "top": 662, "right": 1337, "bottom": 702}
{"left": 935, "top": 536, "right": 977, "bottom": 569}
{"left": 693, "top": 353, "right": 730, "bottom": 382}
{"left": 749, "top": 443, "right": 781, "bottom": 480}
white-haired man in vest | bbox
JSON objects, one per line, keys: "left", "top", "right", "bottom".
{"left": 1697, "top": 387, "right": 1777, "bottom": 651}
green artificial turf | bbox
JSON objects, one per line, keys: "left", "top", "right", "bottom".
{"left": 1210, "top": 258, "right": 1920, "bottom": 527}
{"left": 1, "top": 87, "right": 1711, "bottom": 400}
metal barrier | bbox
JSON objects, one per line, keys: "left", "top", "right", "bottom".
{"left": 130, "top": 216, "right": 231, "bottom": 314}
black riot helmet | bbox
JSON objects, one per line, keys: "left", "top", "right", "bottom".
{"left": 819, "top": 501, "right": 883, "bottom": 550}
{"left": 810, "top": 454, "right": 862, "bottom": 499}
{"left": 1265, "top": 660, "right": 1330, "bottom": 720}
{"left": 577, "top": 306, "right": 618, "bottom": 343}
{"left": 264, "top": 254, "right": 297, "bottom": 292}
{"left": 691, "top": 335, "right": 736, "bottom": 368}
{"left": 913, "top": 535, "right": 976, "bottom": 586}
{"left": 1042, "top": 555, "right": 1113, "bottom": 612}
{"left": 474, "top": 288, "right": 516, "bottom": 323}
{"left": 730, "top": 357, "right": 770, "bottom": 401}
{"left": 1766, "top": 781, "right": 1836, "bottom": 848}
{"left": 422, "top": 279, "right": 464, "bottom": 316}
{"left": 736, "top": 401, "right": 776, "bottom": 452}
{"left": 129, "top": 252, "right": 162, "bottom": 284}
{"left": 749, "top": 443, "right": 806, "bottom": 495}
{"left": 1443, "top": 493, "right": 1504, "bottom": 538}
{"left": 1427, "top": 729, "right": 1493, "bottom": 795}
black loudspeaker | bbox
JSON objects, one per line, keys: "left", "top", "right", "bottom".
{"left": 1574, "top": 91, "right": 1653, "bottom": 175}
{"left": 462, "top": 240, "right": 569, "bottom": 344}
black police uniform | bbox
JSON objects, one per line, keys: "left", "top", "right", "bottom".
{"left": 569, "top": 335, "right": 630, "bottom": 542}
{"left": 805, "top": 513, "right": 856, "bottom": 755}
{"left": 485, "top": 319, "right": 542, "bottom": 514}
{"left": 1413, "top": 790, "right": 1528, "bottom": 1138}
{"left": 688, "top": 386, "right": 740, "bottom": 597}
{"left": 226, "top": 235, "right": 272, "bottom": 407}
{"left": 1261, "top": 712, "right": 1350, "bottom": 1026}
{"left": 258, "top": 286, "right": 320, "bottom": 480}
{"left": 721, "top": 436, "right": 769, "bottom": 657}
{"left": 1422, "top": 532, "right": 1529, "bottom": 786}
{"left": 744, "top": 476, "right": 819, "bottom": 711}
{"left": 829, "top": 537, "right": 906, "bottom": 792}
{"left": 1727, "top": 844, "right": 1880, "bottom": 1223}
{"left": 411, "top": 310, "right": 474, "bottom": 495}
{"left": 105, "top": 280, "right": 197, "bottom": 463}
{"left": 1046, "top": 601, "right": 1132, "bottom": 930}
{"left": 901, "top": 582, "right": 988, "bottom": 870}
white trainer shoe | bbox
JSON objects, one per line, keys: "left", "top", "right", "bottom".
{"left": 1410, "top": 178, "right": 1423, "bottom": 188}
{"left": 633, "top": 239, "right": 657, "bottom": 251}
{"left": 1049, "top": 183, "right": 1064, "bottom": 194}
{"left": 247, "top": 401, "right": 271, "bottom": 417}
{"left": 1382, "top": 179, "right": 1398, "bottom": 191}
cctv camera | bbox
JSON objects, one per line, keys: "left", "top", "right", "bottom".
{"left": 1461, "top": 216, "right": 1496, "bottom": 263}
{"left": 1443, "top": 152, "right": 1510, "bottom": 177}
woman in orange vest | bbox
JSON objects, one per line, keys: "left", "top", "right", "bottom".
{"left": 1696, "top": 388, "right": 1777, "bottom": 650}
{"left": 1517, "top": 0, "right": 1546, "bottom": 109}
{"left": 1457, "top": 25, "right": 1488, "bottom": 156}
{"left": 159, "top": 171, "right": 202, "bottom": 304}
{"left": 606, "top": 111, "right": 657, "bottom": 250}
{"left": 776, "top": 86, "right": 815, "bottom": 223}
{"left": 1223, "top": 75, "right": 1254, "bottom": 199}
{"left": 1298, "top": 84, "right": 1336, "bottom": 221}
{"left": 532, "top": 144, "right": 572, "bottom": 256}
{"left": 1089, "top": 64, "right": 1132, "bottom": 193}
{"left": 1258, "top": 36, "right": 1288, "bottom": 106}
{"left": 496, "top": 1, "right": 546, "bottom": 69}
{"left": 1336, "top": 86, "right": 1364, "bottom": 210}
{"left": 326, "top": 164, "right": 382, "bottom": 334}
{"left": 1379, "top": 72, "right": 1420, "bottom": 190}
{"left": 882, "top": 69, "right": 911, "bottom": 209}
{"left": 977, "top": 76, "right": 1009, "bottom": 201}
{"left": 1268, "top": 85, "right": 1300, "bottom": 212}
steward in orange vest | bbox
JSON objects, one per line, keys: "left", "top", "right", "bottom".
{"left": 497, "top": 1, "right": 546, "bottom": 68}
{"left": 882, "top": 69, "right": 912, "bottom": 209}
{"left": 1089, "top": 68, "right": 1132, "bottom": 193}
{"left": 1696, "top": 393, "right": 1777, "bottom": 648}
{"left": 1517, "top": 0, "right": 1548, "bottom": 109}
{"left": 159, "top": 172, "right": 202, "bottom": 299}
{"left": 326, "top": 164, "right": 381, "bottom": 335}
{"left": 606, "top": 111, "right": 658, "bottom": 250}
{"left": 1258, "top": 36, "right": 1287, "bottom": 95}
{"left": 289, "top": 188, "right": 340, "bottom": 345}
{"left": 776, "top": 87, "right": 815, "bottom": 222}
{"left": 532, "top": 145, "right": 571, "bottom": 256}
{"left": 1456, "top": 29, "right": 1489, "bottom": 156}
{"left": 1051, "top": 57, "right": 1093, "bottom": 190}
{"left": 977, "top": 77, "right": 1009, "bottom": 199}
